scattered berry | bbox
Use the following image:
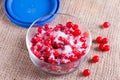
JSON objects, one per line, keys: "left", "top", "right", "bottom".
{"left": 99, "top": 44, "right": 104, "bottom": 51}
{"left": 92, "top": 55, "right": 99, "bottom": 63}
{"left": 103, "top": 22, "right": 110, "bottom": 28}
{"left": 83, "top": 69, "right": 90, "bottom": 77}
{"left": 103, "top": 45, "right": 110, "bottom": 51}
{"left": 102, "top": 38, "right": 108, "bottom": 44}
{"left": 96, "top": 36, "right": 102, "bottom": 43}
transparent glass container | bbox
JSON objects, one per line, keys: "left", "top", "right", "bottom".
{"left": 26, "top": 13, "right": 92, "bottom": 75}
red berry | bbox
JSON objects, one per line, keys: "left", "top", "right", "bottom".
{"left": 82, "top": 43, "right": 88, "bottom": 49}
{"left": 69, "top": 56, "right": 78, "bottom": 62}
{"left": 96, "top": 36, "right": 102, "bottom": 43}
{"left": 103, "top": 45, "right": 110, "bottom": 51}
{"left": 65, "top": 30, "right": 70, "bottom": 34}
{"left": 103, "top": 22, "right": 110, "bottom": 28}
{"left": 83, "top": 69, "right": 90, "bottom": 76}
{"left": 58, "top": 36, "right": 64, "bottom": 41}
{"left": 44, "top": 39, "right": 51, "bottom": 45}
{"left": 50, "top": 66, "right": 60, "bottom": 71}
{"left": 60, "top": 54, "right": 68, "bottom": 59}
{"left": 54, "top": 50, "right": 59, "bottom": 57}
{"left": 80, "top": 37, "right": 86, "bottom": 42}
{"left": 38, "top": 27, "right": 43, "bottom": 33}
{"left": 50, "top": 35, "right": 55, "bottom": 40}
{"left": 63, "top": 39, "right": 69, "bottom": 45}
{"left": 99, "top": 44, "right": 104, "bottom": 51}
{"left": 102, "top": 38, "right": 108, "bottom": 44}
{"left": 48, "top": 58, "right": 57, "bottom": 64}
{"left": 66, "top": 22, "right": 73, "bottom": 28}
{"left": 72, "top": 24, "right": 78, "bottom": 30}
{"left": 81, "top": 50, "right": 86, "bottom": 56}
{"left": 83, "top": 32, "right": 89, "bottom": 38}
{"left": 36, "top": 44, "right": 42, "bottom": 51}
{"left": 73, "top": 50, "right": 82, "bottom": 58}
{"left": 45, "top": 46, "right": 52, "bottom": 52}
{"left": 30, "top": 46, "right": 36, "bottom": 52}
{"left": 72, "top": 30, "right": 81, "bottom": 36}
{"left": 33, "top": 51, "right": 41, "bottom": 58}
{"left": 92, "top": 55, "right": 99, "bottom": 63}
{"left": 44, "top": 24, "right": 50, "bottom": 29}
{"left": 44, "top": 52, "right": 51, "bottom": 57}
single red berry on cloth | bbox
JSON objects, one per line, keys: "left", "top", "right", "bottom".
{"left": 92, "top": 55, "right": 99, "bottom": 63}
{"left": 103, "top": 45, "right": 110, "bottom": 51}
{"left": 102, "top": 38, "right": 108, "bottom": 44}
{"left": 66, "top": 21, "right": 73, "bottom": 28}
{"left": 83, "top": 69, "right": 90, "bottom": 77}
{"left": 103, "top": 22, "right": 110, "bottom": 28}
{"left": 99, "top": 44, "right": 104, "bottom": 51}
{"left": 96, "top": 36, "right": 102, "bottom": 43}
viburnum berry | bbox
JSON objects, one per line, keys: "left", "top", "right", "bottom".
{"left": 82, "top": 43, "right": 88, "bottom": 49}
{"left": 50, "top": 35, "right": 55, "bottom": 40}
{"left": 102, "top": 38, "right": 108, "bottom": 44}
{"left": 103, "top": 22, "right": 110, "bottom": 28}
{"left": 92, "top": 55, "right": 99, "bottom": 63}
{"left": 99, "top": 44, "right": 104, "bottom": 51}
{"left": 54, "top": 50, "right": 59, "bottom": 57}
{"left": 83, "top": 69, "right": 90, "bottom": 77}
{"left": 66, "top": 21, "right": 73, "bottom": 28}
{"left": 96, "top": 36, "right": 102, "bottom": 43}
{"left": 80, "top": 37, "right": 86, "bottom": 42}
{"left": 38, "top": 27, "right": 43, "bottom": 33}
{"left": 83, "top": 32, "right": 89, "bottom": 38}
{"left": 72, "top": 24, "right": 78, "bottom": 30}
{"left": 69, "top": 56, "right": 78, "bottom": 62}
{"left": 33, "top": 51, "right": 41, "bottom": 58}
{"left": 72, "top": 30, "right": 81, "bottom": 36}
{"left": 44, "top": 39, "right": 51, "bottom": 45}
{"left": 81, "top": 50, "right": 86, "bottom": 56}
{"left": 48, "top": 58, "right": 57, "bottom": 64}
{"left": 44, "top": 24, "right": 50, "bottom": 29}
{"left": 103, "top": 45, "right": 110, "bottom": 51}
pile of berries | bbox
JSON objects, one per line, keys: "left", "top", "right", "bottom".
{"left": 30, "top": 22, "right": 89, "bottom": 65}
{"left": 82, "top": 22, "right": 111, "bottom": 77}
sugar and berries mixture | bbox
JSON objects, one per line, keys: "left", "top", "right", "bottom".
{"left": 30, "top": 22, "right": 89, "bottom": 65}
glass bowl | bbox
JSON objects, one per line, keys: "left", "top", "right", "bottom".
{"left": 26, "top": 13, "right": 92, "bottom": 75}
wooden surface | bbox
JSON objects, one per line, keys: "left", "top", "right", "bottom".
{"left": 0, "top": 0, "right": 120, "bottom": 80}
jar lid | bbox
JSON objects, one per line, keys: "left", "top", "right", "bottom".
{"left": 4, "top": 0, "right": 60, "bottom": 28}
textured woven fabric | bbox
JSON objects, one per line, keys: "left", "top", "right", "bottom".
{"left": 0, "top": 0, "right": 120, "bottom": 80}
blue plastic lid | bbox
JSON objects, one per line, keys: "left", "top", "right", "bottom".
{"left": 4, "top": 0, "right": 60, "bottom": 28}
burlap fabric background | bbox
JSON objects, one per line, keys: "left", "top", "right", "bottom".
{"left": 0, "top": 0, "right": 120, "bottom": 80}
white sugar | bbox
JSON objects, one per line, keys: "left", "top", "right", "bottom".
{"left": 54, "top": 31, "right": 68, "bottom": 43}
{"left": 63, "top": 45, "right": 72, "bottom": 53}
